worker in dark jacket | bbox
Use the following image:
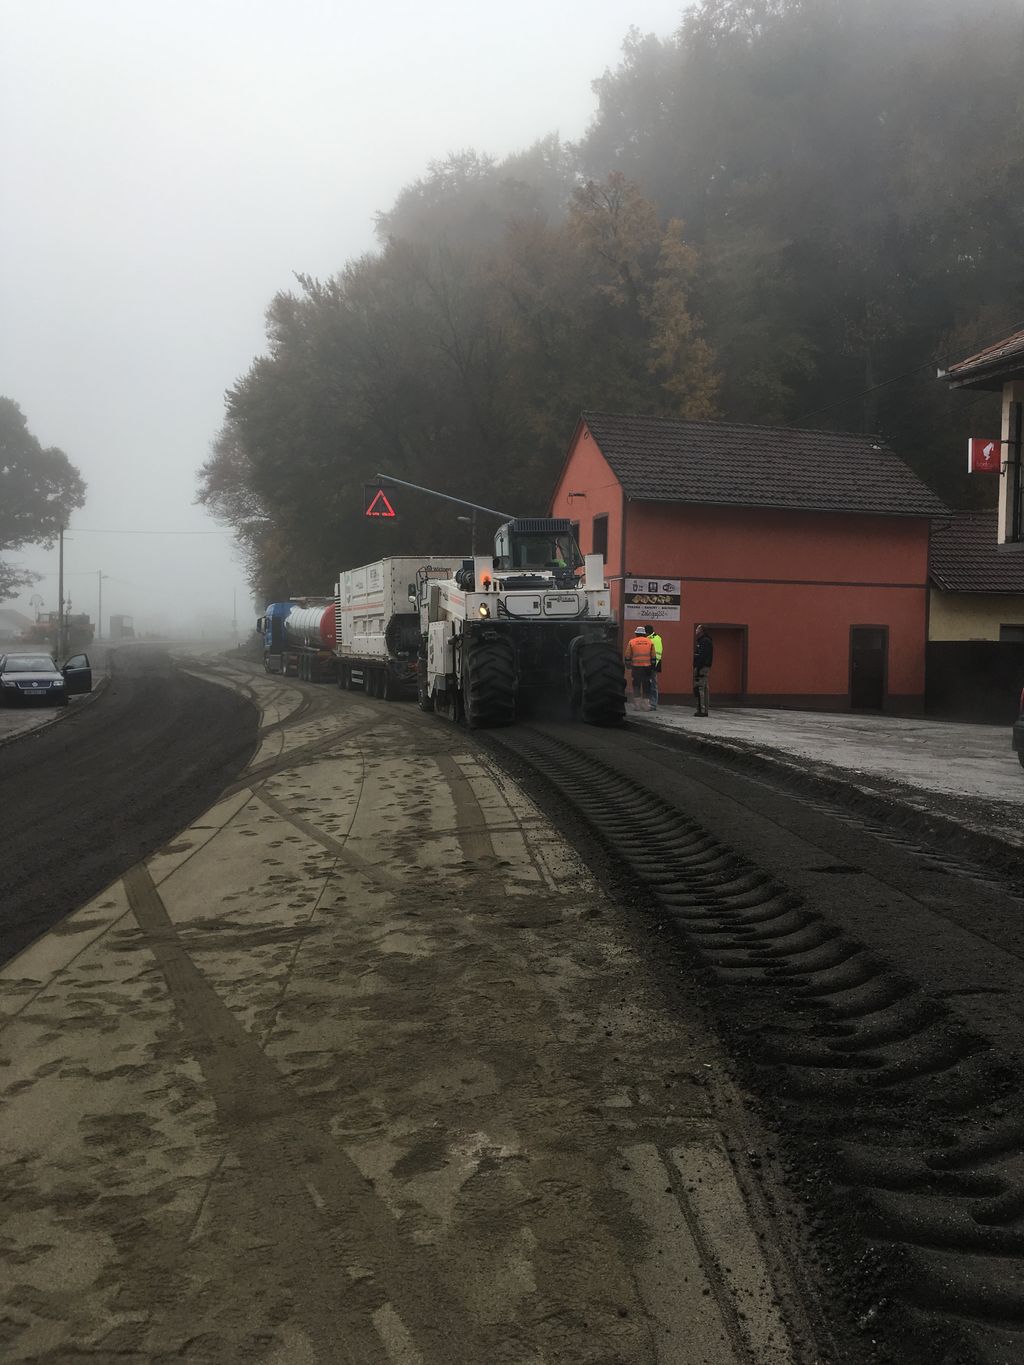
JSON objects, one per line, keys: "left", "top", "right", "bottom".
{"left": 625, "top": 626, "right": 656, "bottom": 710}
{"left": 692, "top": 624, "right": 713, "bottom": 716}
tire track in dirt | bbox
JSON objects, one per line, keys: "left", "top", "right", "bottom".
{"left": 122, "top": 859, "right": 491, "bottom": 1365}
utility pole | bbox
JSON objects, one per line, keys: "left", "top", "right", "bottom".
{"left": 97, "top": 570, "right": 109, "bottom": 641}
{"left": 57, "top": 527, "right": 65, "bottom": 659}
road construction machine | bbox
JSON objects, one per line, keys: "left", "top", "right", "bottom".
{"left": 416, "top": 517, "right": 625, "bottom": 727}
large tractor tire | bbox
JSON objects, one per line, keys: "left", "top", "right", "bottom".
{"left": 577, "top": 640, "right": 626, "bottom": 727}
{"left": 463, "top": 635, "right": 517, "bottom": 728}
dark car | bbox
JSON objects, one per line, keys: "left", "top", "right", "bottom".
{"left": 1014, "top": 686, "right": 1024, "bottom": 769}
{"left": 0, "top": 652, "right": 93, "bottom": 707}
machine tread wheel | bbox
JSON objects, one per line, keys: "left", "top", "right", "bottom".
{"left": 464, "top": 636, "right": 516, "bottom": 728}
{"left": 578, "top": 640, "right": 626, "bottom": 727}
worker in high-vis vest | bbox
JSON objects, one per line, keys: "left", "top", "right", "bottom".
{"left": 624, "top": 626, "right": 656, "bottom": 709}
{"left": 647, "top": 628, "right": 663, "bottom": 710}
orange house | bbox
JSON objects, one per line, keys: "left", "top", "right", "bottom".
{"left": 550, "top": 412, "right": 947, "bottom": 710}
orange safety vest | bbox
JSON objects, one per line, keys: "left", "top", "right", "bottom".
{"left": 625, "top": 636, "right": 655, "bottom": 667}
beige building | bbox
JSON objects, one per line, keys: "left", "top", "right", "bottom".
{"left": 929, "top": 511, "right": 1024, "bottom": 640}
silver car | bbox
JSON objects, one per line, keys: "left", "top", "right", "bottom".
{"left": 0, "top": 652, "right": 93, "bottom": 707}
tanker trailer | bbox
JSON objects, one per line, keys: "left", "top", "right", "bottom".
{"left": 282, "top": 599, "right": 338, "bottom": 682}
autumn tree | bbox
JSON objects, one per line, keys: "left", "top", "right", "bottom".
{"left": 201, "top": 162, "right": 720, "bottom": 596}
{"left": 581, "top": 0, "right": 1024, "bottom": 500}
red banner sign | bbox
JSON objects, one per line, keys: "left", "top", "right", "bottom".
{"left": 968, "top": 438, "right": 1001, "bottom": 473}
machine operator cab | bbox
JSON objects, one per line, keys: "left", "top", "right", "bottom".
{"left": 493, "top": 518, "right": 583, "bottom": 586}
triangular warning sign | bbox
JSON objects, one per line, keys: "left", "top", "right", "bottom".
{"left": 364, "top": 485, "right": 397, "bottom": 518}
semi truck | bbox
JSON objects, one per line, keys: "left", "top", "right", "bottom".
{"left": 336, "top": 557, "right": 457, "bottom": 698}
{"left": 417, "top": 517, "right": 625, "bottom": 727}
{"left": 258, "top": 598, "right": 338, "bottom": 680}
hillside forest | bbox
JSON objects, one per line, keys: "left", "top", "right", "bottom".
{"left": 197, "top": 0, "right": 1024, "bottom": 601}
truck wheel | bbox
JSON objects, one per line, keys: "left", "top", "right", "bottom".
{"left": 578, "top": 641, "right": 626, "bottom": 727}
{"left": 463, "top": 636, "right": 516, "bottom": 728}
{"left": 381, "top": 670, "right": 393, "bottom": 701}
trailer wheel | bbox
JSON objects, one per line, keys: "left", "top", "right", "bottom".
{"left": 577, "top": 640, "right": 626, "bottom": 727}
{"left": 463, "top": 635, "right": 516, "bottom": 728}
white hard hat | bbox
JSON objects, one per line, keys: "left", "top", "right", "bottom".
{"left": 634, "top": 626, "right": 647, "bottom": 635}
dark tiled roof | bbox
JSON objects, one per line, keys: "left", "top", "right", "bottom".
{"left": 941, "top": 327, "right": 1024, "bottom": 391}
{"left": 581, "top": 411, "right": 947, "bottom": 518}
{"left": 929, "top": 510, "right": 1024, "bottom": 593}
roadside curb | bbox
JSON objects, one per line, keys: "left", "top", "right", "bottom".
{"left": 0, "top": 673, "right": 110, "bottom": 754}
{"left": 629, "top": 713, "right": 1024, "bottom": 878}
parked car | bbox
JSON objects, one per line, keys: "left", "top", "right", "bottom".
{"left": 0, "top": 652, "right": 92, "bottom": 707}
{"left": 1014, "top": 686, "right": 1024, "bottom": 769}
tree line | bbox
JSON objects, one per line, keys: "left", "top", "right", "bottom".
{"left": 200, "top": 0, "right": 1024, "bottom": 601}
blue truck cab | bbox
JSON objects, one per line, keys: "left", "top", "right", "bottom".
{"left": 258, "top": 602, "right": 295, "bottom": 673}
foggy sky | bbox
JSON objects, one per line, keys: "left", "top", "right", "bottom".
{"left": 1, "top": 0, "right": 687, "bottom": 638}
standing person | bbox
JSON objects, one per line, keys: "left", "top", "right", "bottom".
{"left": 692, "top": 624, "right": 713, "bottom": 716}
{"left": 624, "top": 626, "right": 656, "bottom": 710}
{"left": 647, "top": 627, "right": 663, "bottom": 710}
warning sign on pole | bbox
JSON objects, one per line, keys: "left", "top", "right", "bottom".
{"left": 623, "top": 576, "right": 681, "bottom": 622}
{"left": 364, "top": 484, "right": 398, "bottom": 518}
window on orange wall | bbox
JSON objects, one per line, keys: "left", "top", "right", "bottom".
{"left": 570, "top": 521, "right": 580, "bottom": 549}
{"left": 593, "top": 514, "right": 609, "bottom": 560}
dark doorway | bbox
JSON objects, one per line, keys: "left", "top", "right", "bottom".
{"left": 704, "top": 625, "right": 746, "bottom": 703}
{"left": 850, "top": 626, "right": 887, "bottom": 709}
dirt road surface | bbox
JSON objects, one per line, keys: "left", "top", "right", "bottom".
{"left": 0, "top": 659, "right": 816, "bottom": 1364}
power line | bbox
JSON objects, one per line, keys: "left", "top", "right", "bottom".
{"left": 69, "top": 527, "right": 231, "bottom": 535}
{"left": 793, "top": 315, "right": 1024, "bottom": 426}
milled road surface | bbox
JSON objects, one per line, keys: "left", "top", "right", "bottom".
{"left": 0, "top": 645, "right": 258, "bottom": 963}
{"left": 0, "top": 658, "right": 816, "bottom": 1365}
{"left": 482, "top": 718, "right": 1024, "bottom": 1365}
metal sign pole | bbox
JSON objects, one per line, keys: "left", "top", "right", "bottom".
{"left": 374, "top": 471, "right": 515, "bottom": 522}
